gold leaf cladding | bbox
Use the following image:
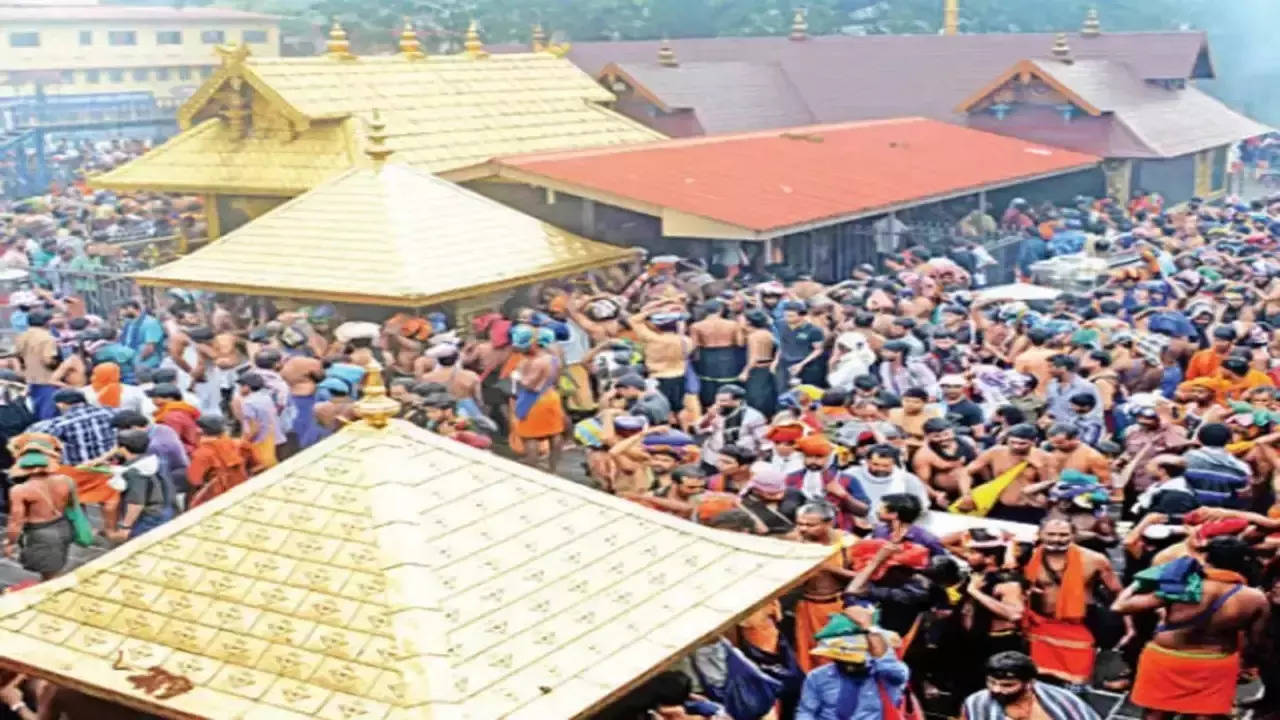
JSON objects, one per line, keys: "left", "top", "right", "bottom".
{"left": 247, "top": 611, "right": 315, "bottom": 646}
{"left": 257, "top": 644, "right": 325, "bottom": 681}
{"left": 65, "top": 626, "right": 125, "bottom": 658}
{"left": 209, "top": 663, "right": 275, "bottom": 700}
{"left": 208, "top": 631, "right": 271, "bottom": 667}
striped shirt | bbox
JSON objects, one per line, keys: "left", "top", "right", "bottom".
{"left": 963, "top": 684, "right": 1100, "bottom": 720}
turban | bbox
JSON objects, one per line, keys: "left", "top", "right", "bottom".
{"left": 796, "top": 435, "right": 833, "bottom": 458}
{"left": 510, "top": 324, "right": 535, "bottom": 350}
{"left": 765, "top": 422, "right": 807, "bottom": 444}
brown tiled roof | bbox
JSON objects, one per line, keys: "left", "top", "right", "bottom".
{"left": 557, "top": 31, "right": 1211, "bottom": 131}
{"left": 960, "top": 58, "right": 1271, "bottom": 158}
{"left": 604, "top": 61, "right": 815, "bottom": 133}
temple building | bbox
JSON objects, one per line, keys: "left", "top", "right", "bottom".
{"left": 0, "top": 380, "right": 831, "bottom": 719}
{"left": 956, "top": 33, "right": 1270, "bottom": 204}
{"left": 573, "top": 12, "right": 1215, "bottom": 137}
{"left": 91, "top": 21, "right": 662, "bottom": 238}
{"left": 132, "top": 115, "right": 636, "bottom": 323}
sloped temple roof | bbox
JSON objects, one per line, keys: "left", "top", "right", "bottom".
{"left": 0, "top": 420, "right": 832, "bottom": 719}
{"left": 131, "top": 161, "right": 637, "bottom": 305}
{"left": 92, "top": 50, "right": 663, "bottom": 195}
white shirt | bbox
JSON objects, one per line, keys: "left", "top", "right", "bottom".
{"left": 83, "top": 383, "right": 156, "bottom": 416}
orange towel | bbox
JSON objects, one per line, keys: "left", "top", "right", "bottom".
{"left": 1132, "top": 644, "right": 1239, "bottom": 715}
{"left": 61, "top": 465, "right": 118, "bottom": 507}
{"left": 1024, "top": 609, "right": 1095, "bottom": 684}
{"left": 512, "top": 389, "right": 566, "bottom": 440}
{"left": 794, "top": 596, "right": 842, "bottom": 674}
{"left": 1024, "top": 545, "right": 1087, "bottom": 621}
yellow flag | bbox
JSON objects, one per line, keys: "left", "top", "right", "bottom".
{"left": 951, "top": 461, "right": 1028, "bottom": 516}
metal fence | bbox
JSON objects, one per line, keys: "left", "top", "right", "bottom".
{"left": 28, "top": 235, "right": 183, "bottom": 318}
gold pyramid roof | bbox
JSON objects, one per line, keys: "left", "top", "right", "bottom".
{"left": 93, "top": 51, "right": 663, "bottom": 195}
{"left": 0, "top": 420, "right": 832, "bottom": 719}
{"left": 130, "top": 162, "right": 637, "bottom": 305}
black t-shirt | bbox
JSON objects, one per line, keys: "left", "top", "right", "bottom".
{"left": 946, "top": 399, "right": 985, "bottom": 428}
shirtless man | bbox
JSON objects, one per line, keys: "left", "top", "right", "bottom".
{"left": 630, "top": 300, "right": 690, "bottom": 420}
{"left": 887, "top": 387, "right": 941, "bottom": 449}
{"left": 417, "top": 345, "right": 483, "bottom": 408}
{"left": 689, "top": 300, "right": 744, "bottom": 409}
{"left": 1114, "top": 536, "right": 1270, "bottom": 720}
{"left": 280, "top": 348, "right": 326, "bottom": 450}
{"left": 793, "top": 502, "right": 857, "bottom": 673}
{"left": 1023, "top": 517, "right": 1124, "bottom": 686}
{"left": 960, "top": 423, "right": 1052, "bottom": 524}
{"left": 50, "top": 342, "right": 86, "bottom": 388}
{"left": 1047, "top": 424, "right": 1111, "bottom": 487}
{"left": 1013, "top": 328, "right": 1057, "bottom": 397}
{"left": 512, "top": 327, "right": 566, "bottom": 472}
{"left": 912, "top": 418, "right": 976, "bottom": 508}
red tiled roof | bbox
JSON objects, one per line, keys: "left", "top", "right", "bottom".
{"left": 541, "top": 31, "right": 1211, "bottom": 134}
{"left": 494, "top": 117, "right": 1100, "bottom": 235}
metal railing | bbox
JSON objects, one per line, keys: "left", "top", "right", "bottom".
{"left": 25, "top": 234, "right": 186, "bottom": 317}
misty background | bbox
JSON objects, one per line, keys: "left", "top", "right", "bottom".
{"left": 217, "top": 0, "right": 1280, "bottom": 126}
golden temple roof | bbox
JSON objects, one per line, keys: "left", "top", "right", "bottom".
{"left": 93, "top": 52, "right": 663, "bottom": 195}
{"left": 0, "top": 420, "right": 832, "bottom": 719}
{"left": 130, "top": 161, "right": 637, "bottom": 305}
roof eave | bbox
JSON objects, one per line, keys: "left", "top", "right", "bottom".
{"left": 597, "top": 63, "right": 681, "bottom": 113}
{"left": 954, "top": 59, "right": 1104, "bottom": 117}
{"left": 757, "top": 161, "right": 1102, "bottom": 238}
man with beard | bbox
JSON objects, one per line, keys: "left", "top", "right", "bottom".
{"left": 1044, "top": 355, "right": 1101, "bottom": 425}
{"left": 878, "top": 339, "right": 938, "bottom": 398}
{"left": 738, "top": 466, "right": 805, "bottom": 536}
{"left": 927, "top": 329, "right": 969, "bottom": 377}
{"left": 696, "top": 384, "right": 766, "bottom": 472}
{"left": 119, "top": 299, "right": 164, "bottom": 375}
{"left": 1115, "top": 536, "right": 1269, "bottom": 720}
{"left": 792, "top": 502, "right": 858, "bottom": 674}
{"left": 1047, "top": 424, "right": 1111, "bottom": 489}
{"left": 962, "top": 651, "right": 1100, "bottom": 720}
{"left": 960, "top": 423, "right": 1051, "bottom": 523}
{"left": 1022, "top": 517, "right": 1122, "bottom": 686}
{"left": 1116, "top": 407, "right": 1190, "bottom": 512}
{"left": 940, "top": 374, "right": 986, "bottom": 441}
{"left": 776, "top": 301, "right": 826, "bottom": 391}
{"left": 912, "top": 417, "right": 978, "bottom": 508}
{"left": 797, "top": 605, "right": 910, "bottom": 720}
{"left": 785, "top": 434, "right": 869, "bottom": 531}
{"left": 846, "top": 443, "right": 931, "bottom": 516}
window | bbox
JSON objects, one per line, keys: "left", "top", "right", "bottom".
{"left": 199, "top": 66, "right": 213, "bottom": 78}
{"left": 242, "top": 29, "right": 268, "bottom": 44}
{"left": 200, "top": 30, "right": 225, "bottom": 44}
{"left": 85, "top": 69, "right": 100, "bottom": 83}
{"left": 59, "top": 70, "right": 75, "bottom": 83}
{"left": 156, "top": 30, "right": 182, "bottom": 45}
{"left": 178, "top": 66, "right": 192, "bottom": 80}
{"left": 132, "top": 68, "right": 148, "bottom": 81}
{"left": 79, "top": 30, "right": 92, "bottom": 46}
{"left": 9, "top": 32, "right": 39, "bottom": 48}
{"left": 155, "top": 67, "right": 170, "bottom": 81}
{"left": 108, "top": 31, "right": 137, "bottom": 46}
{"left": 108, "top": 69, "right": 124, "bottom": 83}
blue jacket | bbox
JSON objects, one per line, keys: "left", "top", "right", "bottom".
{"left": 796, "top": 651, "right": 909, "bottom": 720}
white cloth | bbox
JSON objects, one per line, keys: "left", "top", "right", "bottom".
{"left": 800, "top": 470, "right": 826, "bottom": 501}
{"left": 83, "top": 384, "right": 156, "bottom": 416}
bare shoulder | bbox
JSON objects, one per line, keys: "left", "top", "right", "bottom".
{"left": 1078, "top": 545, "right": 1113, "bottom": 572}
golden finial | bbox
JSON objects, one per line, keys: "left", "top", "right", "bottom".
{"left": 463, "top": 20, "right": 488, "bottom": 59}
{"left": 354, "top": 360, "right": 400, "bottom": 429}
{"left": 531, "top": 23, "right": 547, "bottom": 52}
{"left": 789, "top": 8, "right": 808, "bottom": 41}
{"left": 399, "top": 18, "right": 424, "bottom": 59}
{"left": 1051, "top": 32, "right": 1073, "bottom": 63}
{"left": 364, "top": 109, "right": 393, "bottom": 166}
{"left": 325, "top": 18, "right": 353, "bottom": 59}
{"left": 657, "top": 38, "right": 677, "bottom": 67}
{"left": 1081, "top": 8, "right": 1101, "bottom": 37}
{"left": 214, "top": 43, "right": 251, "bottom": 68}
{"left": 943, "top": 0, "right": 958, "bottom": 36}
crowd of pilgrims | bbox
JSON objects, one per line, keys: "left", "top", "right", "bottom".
{"left": 1, "top": 192, "right": 1280, "bottom": 719}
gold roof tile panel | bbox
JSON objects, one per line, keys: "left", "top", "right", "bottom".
{"left": 130, "top": 161, "right": 637, "bottom": 304}
{"left": 94, "top": 52, "right": 663, "bottom": 195}
{"left": 0, "top": 420, "right": 831, "bottom": 719}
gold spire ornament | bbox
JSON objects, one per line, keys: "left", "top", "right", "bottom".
{"left": 354, "top": 360, "right": 400, "bottom": 429}
{"left": 364, "top": 109, "right": 393, "bottom": 166}
{"left": 1081, "top": 8, "right": 1101, "bottom": 37}
{"left": 1051, "top": 32, "right": 1073, "bottom": 63}
{"left": 325, "top": 19, "right": 354, "bottom": 59}
{"left": 531, "top": 23, "right": 547, "bottom": 52}
{"left": 399, "top": 18, "right": 425, "bottom": 59}
{"left": 943, "top": 0, "right": 958, "bottom": 36}
{"left": 789, "top": 8, "right": 808, "bottom": 41}
{"left": 657, "top": 38, "right": 677, "bottom": 67}
{"left": 463, "top": 20, "right": 488, "bottom": 58}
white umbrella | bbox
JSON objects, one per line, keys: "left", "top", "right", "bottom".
{"left": 974, "top": 283, "right": 1062, "bottom": 302}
